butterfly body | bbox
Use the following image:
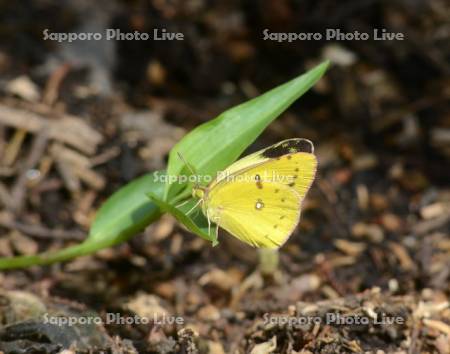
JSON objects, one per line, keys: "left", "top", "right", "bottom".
{"left": 192, "top": 138, "right": 317, "bottom": 248}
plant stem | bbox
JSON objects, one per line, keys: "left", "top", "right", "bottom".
{"left": 258, "top": 248, "right": 279, "bottom": 276}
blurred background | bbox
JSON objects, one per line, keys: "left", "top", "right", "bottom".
{"left": 0, "top": 0, "right": 449, "bottom": 353}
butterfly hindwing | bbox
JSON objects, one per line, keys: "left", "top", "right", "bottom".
{"left": 206, "top": 181, "right": 301, "bottom": 248}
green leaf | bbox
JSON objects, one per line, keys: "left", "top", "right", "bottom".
{"left": 165, "top": 61, "right": 330, "bottom": 199}
{"left": 148, "top": 194, "right": 218, "bottom": 245}
{"left": 89, "top": 171, "right": 164, "bottom": 243}
{"left": 0, "top": 61, "right": 330, "bottom": 270}
{"left": 0, "top": 172, "right": 165, "bottom": 270}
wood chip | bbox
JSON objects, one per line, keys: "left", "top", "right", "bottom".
{"left": 413, "top": 214, "right": 450, "bottom": 236}
{"left": 0, "top": 237, "right": 13, "bottom": 257}
{"left": 352, "top": 222, "right": 384, "bottom": 243}
{"left": 55, "top": 159, "right": 80, "bottom": 192}
{"left": 50, "top": 143, "right": 90, "bottom": 168}
{"left": 197, "top": 304, "right": 220, "bottom": 321}
{"left": 381, "top": 213, "right": 403, "bottom": 232}
{"left": 74, "top": 190, "right": 97, "bottom": 227}
{"left": 356, "top": 184, "right": 369, "bottom": 210}
{"left": 6, "top": 76, "right": 41, "bottom": 102}
{"left": 42, "top": 63, "right": 71, "bottom": 106}
{"left": 10, "top": 231, "right": 38, "bottom": 255}
{"left": 0, "top": 104, "right": 103, "bottom": 154}
{"left": 2, "top": 128, "right": 27, "bottom": 166}
{"left": 0, "top": 211, "right": 85, "bottom": 240}
{"left": 421, "top": 202, "right": 450, "bottom": 220}
{"left": 434, "top": 335, "right": 450, "bottom": 354}
{"left": 74, "top": 164, "right": 105, "bottom": 190}
{"left": 10, "top": 129, "right": 49, "bottom": 212}
{"left": 0, "top": 182, "right": 12, "bottom": 209}
{"left": 208, "top": 341, "right": 226, "bottom": 354}
{"left": 423, "top": 319, "right": 450, "bottom": 335}
{"left": 388, "top": 242, "right": 415, "bottom": 271}
{"left": 352, "top": 153, "right": 378, "bottom": 171}
{"left": 125, "top": 293, "right": 170, "bottom": 320}
{"left": 50, "top": 143, "right": 105, "bottom": 190}
{"left": 250, "top": 336, "right": 276, "bottom": 354}
{"left": 153, "top": 215, "right": 175, "bottom": 241}
{"left": 335, "top": 239, "right": 367, "bottom": 257}
{"left": 290, "top": 274, "right": 321, "bottom": 296}
{"left": 199, "top": 268, "right": 242, "bottom": 292}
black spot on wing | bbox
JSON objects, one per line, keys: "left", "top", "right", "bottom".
{"left": 262, "top": 139, "right": 314, "bottom": 158}
{"left": 255, "top": 174, "right": 263, "bottom": 189}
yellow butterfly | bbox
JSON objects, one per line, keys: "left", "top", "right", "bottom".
{"left": 190, "top": 138, "right": 317, "bottom": 249}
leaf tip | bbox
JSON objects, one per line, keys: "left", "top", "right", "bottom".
{"left": 314, "top": 60, "right": 331, "bottom": 75}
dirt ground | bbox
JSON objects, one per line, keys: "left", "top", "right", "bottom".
{"left": 0, "top": 0, "right": 449, "bottom": 353}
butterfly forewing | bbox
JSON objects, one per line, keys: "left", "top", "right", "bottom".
{"left": 213, "top": 152, "right": 316, "bottom": 201}
{"left": 248, "top": 152, "right": 317, "bottom": 199}
{"left": 210, "top": 139, "right": 316, "bottom": 200}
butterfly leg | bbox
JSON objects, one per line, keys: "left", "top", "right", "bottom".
{"left": 175, "top": 199, "right": 190, "bottom": 208}
{"left": 206, "top": 209, "right": 211, "bottom": 236}
{"left": 209, "top": 213, "right": 220, "bottom": 239}
{"left": 214, "top": 220, "right": 219, "bottom": 241}
{"left": 185, "top": 198, "right": 202, "bottom": 216}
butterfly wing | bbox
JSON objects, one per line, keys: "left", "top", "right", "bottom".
{"left": 211, "top": 138, "right": 317, "bottom": 199}
{"left": 206, "top": 181, "right": 302, "bottom": 248}
{"left": 245, "top": 152, "right": 317, "bottom": 199}
{"left": 201, "top": 138, "right": 317, "bottom": 248}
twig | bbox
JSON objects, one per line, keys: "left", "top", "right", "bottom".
{"left": 0, "top": 125, "right": 5, "bottom": 160}
{"left": 42, "top": 63, "right": 71, "bottom": 106}
{"left": 2, "top": 128, "right": 27, "bottom": 166}
{"left": 0, "top": 212, "right": 85, "bottom": 241}
{"left": 413, "top": 214, "right": 450, "bottom": 236}
{"left": 10, "top": 128, "right": 49, "bottom": 212}
{"left": 0, "top": 181, "right": 12, "bottom": 209}
{"left": 90, "top": 146, "right": 120, "bottom": 167}
{"left": 317, "top": 257, "right": 347, "bottom": 296}
{"left": 50, "top": 143, "right": 105, "bottom": 190}
{"left": 408, "top": 321, "right": 420, "bottom": 354}
{"left": 0, "top": 104, "right": 103, "bottom": 155}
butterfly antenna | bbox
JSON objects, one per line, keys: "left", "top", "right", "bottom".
{"left": 177, "top": 152, "right": 196, "bottom": 174}
{"left": 177, "top": 152, "right": 200, "bottom": 189}
{"left": 299, "top": 138, "right": 315, "bottom": 154}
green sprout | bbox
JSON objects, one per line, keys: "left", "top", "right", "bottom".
{"left": 0, "top": 61, "right": 329, "bottom": 270}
